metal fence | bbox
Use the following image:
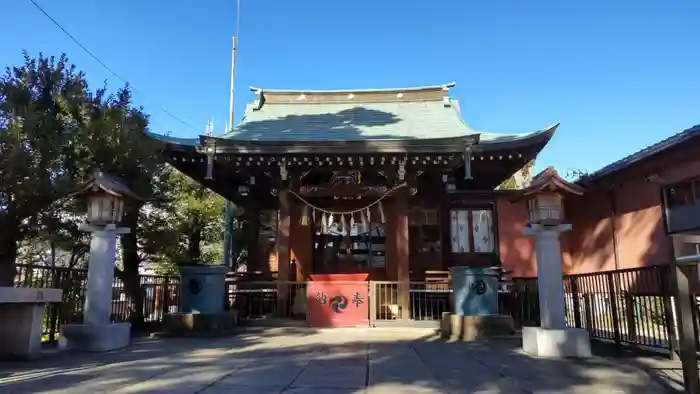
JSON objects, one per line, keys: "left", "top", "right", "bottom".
{"left": 511, "top": 264, "right": 700, "bottom": 356}
{"left": 224, "top": 280, "right": 307, "bottom": 321}
{"left": 14, "top": 262, "right": 699, "bottom": 356}
{"left": 14, "top": 264, "right": 179, "bottom": 344}
{"left": 370, "top": 281, "right": 451, "bottom": 324}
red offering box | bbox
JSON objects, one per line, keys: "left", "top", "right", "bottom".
{"left": 309, "top": 273, "right": 369, "bottom": 282}
{"left": 306, "top": 274, "right": 369, "bottom": 327}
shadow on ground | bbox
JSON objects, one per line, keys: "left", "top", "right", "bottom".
{"left": 0, "top": 327, "right": 682, "bottom": 393}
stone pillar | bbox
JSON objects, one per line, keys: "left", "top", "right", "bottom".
{"left": 394, "top": 188, "right": 410, "bottom": 320}
{"left": 527, "top": 225, "right": 568, "bottom": 329}
{"left": 60, "top": 224, "right": 131, "bottom": 352}
{"left": 521, "top": 223, "right": 591, "bottom": 358}
{"left": 83, "top": 229, "right": 119, "bottom": 326}
{"left": 276, "top": 188, "right": 291, "bottom": 316}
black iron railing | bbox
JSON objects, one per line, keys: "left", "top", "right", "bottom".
{"left": 14, "top": 264, "right": 179, "bottom": 343}
{"left": 224, "top": 280, "right": 307, "bottom": 320}
{"left": 511, "top": 264, "right": 700, "bottom": 356}
{"left": 13, "top": 262, "right": 699, "bottom": 356}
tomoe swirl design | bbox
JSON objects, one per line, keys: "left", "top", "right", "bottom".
{"left": 330, "top": 295, "right": 349, "bottom": 313}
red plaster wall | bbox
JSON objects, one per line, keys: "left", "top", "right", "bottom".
{"left": 496, "top": 198, "right": 537, "bottom": 277}
{"left": 495, "top": 143, "right": 700, "bottom": 278}
{"left": 565, "top": 147, "right": 700, "bottom": 274}
{"left": 565, "top": 191, "right": 616, "bottom": 274}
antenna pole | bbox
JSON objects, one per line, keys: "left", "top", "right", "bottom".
{"left": 228, "top": 0, "right": 241, "bottom": 130}
{"left": 224, "top": 0, "right": 241, "bottom": 269}
{"left": 227, "top": 35, "right": 237, "bottom": 130}
{"left": 223, "top": 0, "right": 241, "bottom": 268}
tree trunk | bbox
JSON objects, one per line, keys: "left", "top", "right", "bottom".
{"left": 119, "top": 205, "right": 144, "bottom": 332}
{"left": 0, "top": 230, "right": 18, "bottom": 286}
{"left": 187, "top": 224, "right": 202, "bottom": 264}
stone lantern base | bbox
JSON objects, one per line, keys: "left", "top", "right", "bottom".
{"left": 60, "top": 322, "right": 131, "bottom": 352}
{"left": 522, "top": 326, "right": 591, "bottom": 358}
{"left": 440, "top": 313, "right": 515, "bottom": 341}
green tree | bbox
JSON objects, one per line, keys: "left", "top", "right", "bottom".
{"left": 498, "top": 160, "right": 535, "bottom": 190}
{"left": 0, "top": 53, "right": 90, "bottom": 285}
{"left": 140, "top": 167, "right": 227, "bottom": 272}
{"left": 75, "top": 85, "right": 163, "bottom": 329}
{"left": 17, "top": 199, "right": 89, "bottom": 268}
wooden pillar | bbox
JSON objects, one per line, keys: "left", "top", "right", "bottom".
{"left": 395, "top": 187, "right": 410, "bottom": 320}
{"left": 276, "top": 188, "right": 291, "bottom": 316}
{"left": 247, "top": 202, "right": 260, "bottom": 273}
{"left": 440, "top": 191, "right": 451, "bottom": 270}
{"left": 290, "top": 201, "right": 312, "bottom": 281}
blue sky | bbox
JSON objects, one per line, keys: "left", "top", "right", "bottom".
{"left": 3, "top": 0, "right": 699, "bottom": 174}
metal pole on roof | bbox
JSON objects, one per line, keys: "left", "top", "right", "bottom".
{"left": 223, "top": 0, "right": 240, "bottom": 268}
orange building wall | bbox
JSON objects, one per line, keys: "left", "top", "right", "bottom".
{"left": 564, "top": 152, "right": 700, "bottom": 274}
{"left": 496, "top": 198, "right": 537, "bottom": 277}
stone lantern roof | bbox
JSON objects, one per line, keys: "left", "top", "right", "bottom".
{"left": 520, "top": 167, "right": 585, "bottom": 197}
{"left": 69, "top": 170, "right": 143, "bottom": 201}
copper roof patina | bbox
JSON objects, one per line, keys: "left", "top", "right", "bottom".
{"left": 146, "top": 82, "right": 558, "bottom": 153}
{"left": 220, "top": 83, "right": 556, "bottom": 145}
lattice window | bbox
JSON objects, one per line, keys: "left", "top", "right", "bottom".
{"left": 449, "top": 209, "right": 495, "bottom": 253}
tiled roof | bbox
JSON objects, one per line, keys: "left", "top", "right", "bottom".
{"left": 582, "top": 124, "right": 700, "bottom": 183}
{"left": 224, "top": 99, "right": 474, "bottom": 141}
{"left": 145, "top": 83, "right": 559, "bottom": 151}
{"left": 221, "top": 83, "right": 556, "bottom": 144}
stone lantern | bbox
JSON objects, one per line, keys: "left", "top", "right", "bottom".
{"left": 514, "top": 167, "right": 591, "bottom": 358}
{"left": 78, "top": 170, "right": 141, "bottom": 226}
{"left": 527, "top": 191, "right": 564, "bottom": 226}
{"left": 60, "top": 170, "right": 143, "bottom": 352}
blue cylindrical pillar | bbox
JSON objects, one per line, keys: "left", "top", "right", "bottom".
{"left": 449, "top": 266, "right": 499, "bottom": 316}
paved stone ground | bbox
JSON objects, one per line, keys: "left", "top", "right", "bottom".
{"left": 0, "top": 327, "right": 684, "bottom": 393}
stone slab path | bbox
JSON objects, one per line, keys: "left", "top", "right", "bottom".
{"left": 0, "top": 327, "right": 683, "bottom": 393}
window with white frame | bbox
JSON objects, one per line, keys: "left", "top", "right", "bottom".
{"left": 449, "top": 209, "right": 495, "bottom": 253}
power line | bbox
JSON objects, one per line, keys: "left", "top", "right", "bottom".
{"left": 28, "top": 0, "right": 197, "bottom": 131}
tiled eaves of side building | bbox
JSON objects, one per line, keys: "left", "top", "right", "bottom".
{"left": 577, "top": 124, "right": 700, "bottom": 186}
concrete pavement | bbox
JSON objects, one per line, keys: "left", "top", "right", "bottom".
{"left": 0, "top": 327, "right": 681, "bottom": 393}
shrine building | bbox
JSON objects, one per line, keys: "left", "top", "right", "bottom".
{"left": 147, "top": 82, "right": 563, "bottom": 320}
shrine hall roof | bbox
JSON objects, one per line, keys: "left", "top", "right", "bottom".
{"left": 146, "top": 83, "right": 558, "bottom": 151}
{"left": 217, "top": 83, "right": 556, "bottom": 145}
